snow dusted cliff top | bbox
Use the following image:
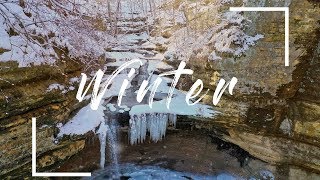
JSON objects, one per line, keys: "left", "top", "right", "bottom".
{"left": 0, "top": 0, "right": 263, "bottom": 67}
{"left": 0, "top": 0, "right": 135, "bottom": 67}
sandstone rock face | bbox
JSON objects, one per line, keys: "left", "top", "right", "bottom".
{"left": 0, "top": 0, "right": 319, "bottom": 178}
{"left": 187, "top": 0, "right": 320, "bottom": 175}
{"left": 0, "top": 59, "right": 91, "bottom": 178}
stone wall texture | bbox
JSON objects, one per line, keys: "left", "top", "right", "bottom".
{"left": 0, "top": 58, "right": 91, "bottom": 177}
{"left": 188, "top": 0, "right": 320, "bottom": 175}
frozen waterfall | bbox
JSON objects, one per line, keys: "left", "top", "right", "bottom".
{"left": 97, "top": 122, "right": 107, "bottom": 168}
{"left": 97, "top": 119, "right": 120, "bottom": 177}
{"left": 129, "top": 113, "right": 177, "bottom": 144}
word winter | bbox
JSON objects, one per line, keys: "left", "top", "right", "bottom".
{"left": 76, "top": 59, "right": 237, "bottom": 110}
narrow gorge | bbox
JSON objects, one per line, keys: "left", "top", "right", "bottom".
{"left": 0, "top": 0, "right": 320, "bottom": 179}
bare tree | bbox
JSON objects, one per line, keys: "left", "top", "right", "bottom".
{"left": 0, "top": 0, "right": 114, "bottom": 67}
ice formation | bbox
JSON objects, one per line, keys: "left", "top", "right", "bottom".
{"left": 168, "top": 114, "right": 177, "bottom": 128}
{"left": 97, "top": 121, "right": 108, "bottom": 168}
{"left": 129, "top": 113, "right": 177, "bottom": 144}
{"left": 96, "top": 120, "right": 120, "bottom": 176}
{"left": 128, "top": 72, "right": 216, "bottom": 144}
{"left": 106, "top": 120, "right": 120, "bottom": 176}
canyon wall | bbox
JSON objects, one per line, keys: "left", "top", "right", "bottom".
{"left": 186, "top": 0, "right": 320, "bottom": 175}
{"left": 0, "top": 56, "right": 93, "bottom": 177}
{"left": 0, "top": 0, "right": 319, "bottom": 178}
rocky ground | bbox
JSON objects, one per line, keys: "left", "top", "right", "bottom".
{"left": 54, "top": 128, "right": 280, "bottom": 179}
{"left": 53, "top": 116, "right": 320, "bottom": 179}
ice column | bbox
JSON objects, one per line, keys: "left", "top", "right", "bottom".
{"left": 168, "top": 114, "right": 177, "bottom": 128}
{"left": 129, "top": 113, "right": 177, "bottom": 144}
{"left": 97, "top": 121, "right": 108, "bottom": 168}
{"left": 96, "top": 120, "right": 120, "bottom": 177}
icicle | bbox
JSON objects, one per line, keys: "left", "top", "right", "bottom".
{"left": 97, "top": 121, "right": 108, "bottom": 168}
{"left": 160, "top": 114, "right": 168, "bottom": 139}
{"left": 148, "top": 113, "right": 155, "bottom": 142}
{"left": 154, "top": 113, "right": 160, "bottom": 142}
{"left": 97, "top": 119, "right": 120, "bottom": 176}
{"left": 136, "top": 115, "right": 141, "bottom": 143}
{"left": 140, "top": 114, "right": 147, "bottom": 142}
{"left": 129, "top": 116, "right": 137, "bottom": 144}
{"left": 129, "top": 113, "right": 177, "bottom": 144}
{"left": 169, "top": 114, "right": 177, "bottom": 128}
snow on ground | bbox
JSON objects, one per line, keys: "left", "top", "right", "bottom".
{"left": 106, "top": 52, "right": 144, "bottom": 61}
{"left": 129, "top": 93, "right": 215, "bottom": 118}
{"left": 147, "top": 60, "right": 171, "bottom": 73}
{"left": 46, "top": 84, "right": 65, "bottom": 92}
{"left": 57, "top": 103, "right": 106, "bottom": 136}
{"left": 46, "top": 83, "right": 75, "bottom": 94}
{"left": 118, "top": 33, "right": 149, "bottom": 44}
{"left": 107, "top": 103, "right": 117, "bottom": 112}
{"left": 57, "top": 73, "right": 134, "bottom": 137}
{"left": 102, "top": 74, "right": 134, "bottom": 99}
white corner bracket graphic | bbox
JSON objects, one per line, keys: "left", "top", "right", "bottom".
{"left": 230, "top": 7, "right": 290, "bottom": 67}
{"left": 32, "top": 117, "right": 92, "bottom": 177}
